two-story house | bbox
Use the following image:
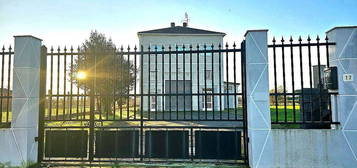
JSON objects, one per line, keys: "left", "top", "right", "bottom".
{"left": 138, "top": 22, "right": 238, "bottom": 112}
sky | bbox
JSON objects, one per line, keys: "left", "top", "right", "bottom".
{"left": 1, "top": 0, "right": 357, "bottom": 47}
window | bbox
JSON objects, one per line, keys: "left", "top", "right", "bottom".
{"left": 202, "top": 88, "right": 213, "bottom": 110}
{"left": 205, "top": 70, "right": 212, "bottom": 80}
{"left": 150, "top": 96, "right": 156, "bottom": 111}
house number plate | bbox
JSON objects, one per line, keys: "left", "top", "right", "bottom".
{"left": 343, "top": 74, "right": 354, "bottom": 81}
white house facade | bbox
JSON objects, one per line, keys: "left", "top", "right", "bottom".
{"left": 138, "top": 22, "right": 239, "bottom": 112}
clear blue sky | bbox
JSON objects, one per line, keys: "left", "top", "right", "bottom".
{"left": 1, "top": 0, "right": 356, "bottom": 47}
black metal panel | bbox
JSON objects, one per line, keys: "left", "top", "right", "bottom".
{"left": 45, "top": 130, "right": 87, "bottom": 157}
{"left": 145, "top": 130, "right": 189, "bottom": 158}
{"left": 95, "top": 130, "right": 139, "bottom": 158}
{"left": 195, "top": 131, "right": 241, "bottom": 159}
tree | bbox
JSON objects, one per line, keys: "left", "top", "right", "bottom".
{"left": 72, "top": 30, "right": 136, "bottom": 115}
{"left": 269, "top": 85, "right": 286, "bottom": 105}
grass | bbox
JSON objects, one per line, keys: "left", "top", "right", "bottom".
{"left": 270, "top": 105, "right": 301, "bottom": 129}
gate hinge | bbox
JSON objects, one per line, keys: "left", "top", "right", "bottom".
{"left": 34, "top": 137, "right": 39, "bottom": 142}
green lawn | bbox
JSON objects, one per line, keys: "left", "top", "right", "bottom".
{"left": 270, "top": 105, "right": 301, "bottom": 129}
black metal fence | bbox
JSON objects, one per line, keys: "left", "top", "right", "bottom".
{"left": 268, "top": 36, "right": 337, "bottom": 128}
{"left": 0, "top": 45, "right": 13, "bottom": 128}
{"left": 39, "top": 43, "right": 248, "bottom": 165}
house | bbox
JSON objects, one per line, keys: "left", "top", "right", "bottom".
{"left": 138, "top": 22, "right": 239, "bottom": 111}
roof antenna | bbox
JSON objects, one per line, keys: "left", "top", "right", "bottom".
{"left": 182, "top": 12, "right": 189, "bottom": 27}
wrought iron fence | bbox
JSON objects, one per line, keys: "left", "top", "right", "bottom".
{"left": 39, "top": 43, "right": 248, "bottom": 164}
{"left": 268, "top": 35, "right": 338, "bottom": 128}
{"left": 0, "top": 45, "right": 13, "bottom": 128}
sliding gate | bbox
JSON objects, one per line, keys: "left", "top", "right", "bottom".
{"left": 38, "top": 41, "right": 248, "bottom": 166}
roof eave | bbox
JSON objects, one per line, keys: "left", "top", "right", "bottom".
{"left": 137, "top": 32, "right": 226, "bottom": 36}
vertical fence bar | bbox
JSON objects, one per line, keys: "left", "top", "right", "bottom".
{"left": 281, "top": 38, "right": 287, "bottom": 122}
{"left": 196, "top": 44, "right": 200, "bottom": 120}
{"left": 169, "top": 45, "right": 172, "bottom": 120}
{"left": 225, "top": 43, "right": 230, "bottom": 119}
{"left": 204, "top": 44, "right": 207, "bottom": 119}
{"left": 38, "top": 45, "right": 47, "bottom": 162}
{"left": 298, "top": 37, "right": 305, "bottom": 123}
{"left": 0, "top": 46, "right": 5, "bottom": 123}
{"left": 127, "top": 46, "right": 131, "bottom": 120}
{"left": 140, "top": 45, "right": 144, "bottom": 161}
{"left": 69, "top": 47, "right": 74, "bottom": 120}
{"left": 289, "top": 37, "right": 296, "bottom": 122}
{"left": 183, "top": 45, "right": 186, "bottom": 120}
{"left": 219, "top": 44, "right": 223, "bottom": 120}
{"left": 272, "top": 38, "right": 278, "bottom": 123}
{"left": 307, "top": 36, "right": 314, "bottom": 123}
{"left": 325, "top": 36, "right": 333, "bottom": 123}
{"left": 63, "top": 47, "right": 67, "bottom": 120}
{"left": 189, "top": 45, "right": 193, "bottom": 120}
{"left": 175, "top": 45, "right": 179, "bottom": 120}
{"left": 56, "top": 47, "right": 60, "bottom": 120}
{"left": 161, "top": 45, "right": 165, "bottom": 120}
{"left": 134, "top": 46, "right": 138, "bottom": 120}
{"left": 155, "top": 45, "right": 158, "bottom": 120}
{"left": 6, "top": 46, "right": 12, "bottom": 123}
{"left": 233, "top": 42, "right": 237, "bottom": 120}
{"left": 316, "top": 36, "right": 323, "bottom": 122}
{"left": 211, "top": 44, "right": 215, "bottom": 120}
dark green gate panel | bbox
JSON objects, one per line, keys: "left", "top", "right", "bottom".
{"left": 145, "top": 130, "right": 189, "bottom": 158}
{"left": 45, "top": 130, "right": 88, "bottom": 157}
{"left": 95, "top": 130, "right": 139, "bottom": 158}
{"left": 195, "top": 131, "right": 241, "bottom": 159}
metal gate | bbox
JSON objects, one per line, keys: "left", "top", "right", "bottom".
{"left": 38, "top": 41, "right": 248, "bottom": 166}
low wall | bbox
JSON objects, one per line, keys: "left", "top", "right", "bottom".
{"left": 270, "top": 129, "right": 357, "bottom": 168}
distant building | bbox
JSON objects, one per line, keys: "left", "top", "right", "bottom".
{"left": 138, "top": 22, "right": 239, "bottom": 111}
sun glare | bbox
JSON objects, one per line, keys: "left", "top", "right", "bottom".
{"left": 77, "top": 71, "right": 87, "bottom": 80}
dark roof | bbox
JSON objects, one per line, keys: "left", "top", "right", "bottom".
{"left": 138, "top": 26, "right": 226, "bottom": 36}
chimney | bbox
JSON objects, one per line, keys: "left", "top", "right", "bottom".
{"left": 183, "top": 22, "right": 188, "bottom": 27}
{"left": 170, "top": 22, "right": 175, "bottom": 27}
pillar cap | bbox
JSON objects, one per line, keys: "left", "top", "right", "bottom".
{"left": 244, "top": 29, "right": 268, "bottom": 37}
{"left": 14, "top": 35, "right": 42, "bottom": 41}
{"left": 326, "top": 26, "right": 357, "bottom": 34}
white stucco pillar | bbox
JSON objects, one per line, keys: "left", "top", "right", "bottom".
{"left": 8, "top": 36, "right": 41, "bottom": 165}
{"left": 327, "top": 26, "right": 357, "bottom": 158}
{"left": 244, "top": 30, "right": 273, "bottom": 168}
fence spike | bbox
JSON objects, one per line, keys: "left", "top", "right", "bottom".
{"left": 2, "top": 45, "right": 5, "bottom": 51}
{"left": 298, "top": 36, "right": 302, "bottom": 42}
{"left": 161, "top": 45, "right": 165, "bottom": 50}
{"left": 196, "top": 44, "right": 199, "bottom": 49}
{"left": 50, "top": 46, "right": 54, "bottom": 52}
{"left": 325, "top": 35, "right": 329, "bottom": 41}
{"left": 120, "top": 45, "right": 124, "bottom": 51}
{"left": 182, "top": 44, "right": 186, "bottom": 49}
{"left": 168, "top": 45, "right": 172, "bottom": 50}
{"left": 134, "top": 45, "right": 137, "bottom": 51}
{"left": 57, "top": 46, "right": 60, "bottom": 52}
{"left": 307, "top": 35, "right": 311, "bottom": 41}
{"left": 127, "top": 45, "right": 130, "bottom": 51}
{"left": 225, "top": 42, "right": 228, "bottom": 48}
{"left": 77, "top": 46, "right": 80, "bottom": 51}
{"left": 64, "top": 46, "right": 67, "bottom": 52}
{"left": 289, "top": 36, "right": 293, "bottom": 42}
{"left": 233, "top": 42, "right": 236, "bottom": 48}
{"left": 272, "top": 37, "right": 276, "bottom": 43}
{"left": 218, "top": 43, "right": 222, "bottom": 48}
{"left": 189, "top": 44, "right": 192, "bottom": 49}
{"left": 316, "top": 35, "right": 320, "bottom": 41}
{"left": 211, "top": 43, "right": 214, "bottom": 49}
{"left": 70, "top": 46, "right": 74, "bottom": 51}
{"left": 281, "top": 37, "right": 285, "bottom": 43}
{"left": 203, "top": 43, "right": 207, "bottom": 49}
